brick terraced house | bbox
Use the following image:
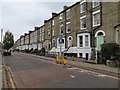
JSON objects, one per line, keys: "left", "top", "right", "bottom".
{"left": 15, "top": 0, "right": 120, "bottom": 61}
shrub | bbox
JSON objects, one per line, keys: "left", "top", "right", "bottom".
{"left": 100, "top": 43, "right": 120, "bottom": 60}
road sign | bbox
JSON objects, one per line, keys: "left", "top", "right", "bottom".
{"left": 59, "top": 39, "right": 63, "bottom": 44}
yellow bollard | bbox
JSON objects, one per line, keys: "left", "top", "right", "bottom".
{"left": 56, "top": 54, "right": 59, "bottom": 64}
{"left": 62, "top": 56, "right": 67, "bottom": 65}
{"left": 72, "top": 56, "right": 75, "bottom": 61}
{"left": 63, "top": 59, "right": 67, "bottom": 65}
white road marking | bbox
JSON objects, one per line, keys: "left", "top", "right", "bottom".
{"left": 67, "top": 66, "right": 119, "bottom": 80}
{"left": 98, "top": 74, "right": 107, "bottom": 77}
{"left": 70, "top": 75, "right": 75, "bottom": 78}
{"left": 67, "top": 67, "right": 80, "bottom": 70}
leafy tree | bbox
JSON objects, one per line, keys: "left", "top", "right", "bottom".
{"left": 3, "top": 31, "right": 14, "bottom": 50}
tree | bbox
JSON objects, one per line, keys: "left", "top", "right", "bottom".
{"left": 3, "top": 31, "right": 14, "bottom": 50}
{"left": 101, "top": 43, "right": 120, "bottom": 60}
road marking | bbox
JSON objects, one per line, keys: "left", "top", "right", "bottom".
{"left": 98, "top": 74, "right": 107, "bottom": 77}
{"left": 67, "top": 66, "right": 120, "bottom": 80}
{"left": 67, "top": 67, "right": 80, "bottom": 70}
{"left": 70, "top": 75, "right": 75, "bottom": 78}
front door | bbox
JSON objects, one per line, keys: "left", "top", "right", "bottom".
{"left": 97, "top": 35, "right": 104, "bottom": 51}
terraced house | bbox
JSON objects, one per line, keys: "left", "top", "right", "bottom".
{"left": 37, "top": 25, "right": 45, "bottom": 50}
{"left": 15, "top": 0, "right": 120, "bottom": 61}
{"left": 20, "top": 35, "right": 25, "bottom": 51}
{"left": 16, "top": 39, "right": 21, "bottom": 51}
{"left": 44, "top": 20, "right": 52, "bottom": 53}
{"left": 29, "top": 31, "right": 34, "bottom": 51}
{"left": 24, "top": 33, "right": 29, "bottom": 50}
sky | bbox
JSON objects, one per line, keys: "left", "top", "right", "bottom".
{"left": 0, "top": 0, "right": 78, "bottom": 42}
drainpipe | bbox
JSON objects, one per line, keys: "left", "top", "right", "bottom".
{"left": 89, "top": 2, "right": 94, "bottom": 52}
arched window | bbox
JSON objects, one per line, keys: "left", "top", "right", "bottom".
{"left": 67, "top": 36, "right": 73, "bottom": 47}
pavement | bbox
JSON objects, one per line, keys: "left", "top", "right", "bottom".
{"left": 0, "top": 53, "right": 3, "bottom": 89}
{"left": 20, "top": 52, "right": 120, "bottom": 79}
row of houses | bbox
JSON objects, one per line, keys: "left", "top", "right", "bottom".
{"left": 15, "top": 0, "right": 120, "bottom": 61}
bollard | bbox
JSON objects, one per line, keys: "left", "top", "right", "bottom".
{"left": 62, "top": 56, "right": 64, "bottom": 64}
{"left": 56, "top": 54, "right": 59, "bottom": 64}
{"left": 63, "top": 59, "right": 67, "bottom": 65}
{"left": 72, "top": 56, "right": 75, "bottom": 61}
{"left": 62, "top": 56, "right": 67, "bottom": 65}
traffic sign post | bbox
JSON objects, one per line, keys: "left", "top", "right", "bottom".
{"left": 59, "top": 35, "right": 63, "bottom": 64}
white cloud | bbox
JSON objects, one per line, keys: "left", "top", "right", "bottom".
{"left": 0, "top": 0, "right": 79, "bottom": 2}
{"left": 0, "top": 1, "right": 76, "bottom": 41}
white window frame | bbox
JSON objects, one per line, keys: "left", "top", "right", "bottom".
{"left": 48, "top": 29, "right": 50, "bottom": 36}
{"left": 92, "top": 10, "right": 100, "bottom": 27}
{"left": 80, "top": 15, "right": 86, "bottom": 30}
{"left": 59, "top": 13, "right": 63, "bottom": 23}
{"left": 67, "top": 36, "right": 73, "bottom": 47}
{"left": 79, "top": 36, "right": 83, "bottom": 47}
{"left": 80, "top": 0, "right": 86, "bottom": 13}
{"left": 60, "top": 24, "right": 63, "bottom": 34}
{"left": 42, "top": 33, "right": 44, "bottom": 41}
{"left": 77, "top": 33, "right": 90, "bottom": 48}
{"left": 66, "top": 9, "right": 70, "bottom": 20}
{"left": 85, "top": 35, "right": 89, "bottom": 47}
{"left": 42, "top": 27, "right": 44, "bottom": 33}
{"left": 52, "top": 19, "right": 54, "bottom": 26}
{"left": 92, "top": 0, "right": 100, "bottom": 8}
{"left": 66, "top": 21, "right": 70, "bottom": 33}
{"left": 52, "top": 39, "right": 56, "bottom": 47}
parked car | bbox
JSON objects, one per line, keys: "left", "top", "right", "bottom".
{"left": 2, "top": 50, "right": 11, "bottom": 56}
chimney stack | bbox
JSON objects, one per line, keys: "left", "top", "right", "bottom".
{"left": 63, "top": 5, "right": 68, "bottom": 10}
{"left": 52, "top": 12, "right": 58, "bottom": 17}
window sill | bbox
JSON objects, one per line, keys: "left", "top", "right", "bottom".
{"left": 66, "top": 32, "right": 70, "bottom": 34}
{"left": 80, "top": 11, "right": 86, "bottom": 14}
{"left": 81, "top": 28, "right": 86, "bottom": 30}
{"left": 93, "top": 24, "right": 100, "bottom": 27}
{"left": 92, "top": 4, "right": 100, "bottom": 8}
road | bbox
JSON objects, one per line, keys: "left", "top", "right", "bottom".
{"left": 4, "top": 52, "right": 119, "bottom": 88}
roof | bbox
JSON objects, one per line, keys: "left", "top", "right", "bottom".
{"left": 44, "top": 2, "right": 80, "bottom": 22}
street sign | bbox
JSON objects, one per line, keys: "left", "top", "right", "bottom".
{"left": 59, "top": 39, "right": 63, "bottom": 44}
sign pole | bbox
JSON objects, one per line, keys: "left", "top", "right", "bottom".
{"left": 59, "top": 35, "right": 62, "bottom": 64}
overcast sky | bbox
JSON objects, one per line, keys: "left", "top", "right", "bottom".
{"left": 0, "top": 0, "right": 78, "bottom": 42}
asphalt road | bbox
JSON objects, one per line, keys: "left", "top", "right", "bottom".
{"left": 4, "top": 52, "right": 119, "bottom": 88}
